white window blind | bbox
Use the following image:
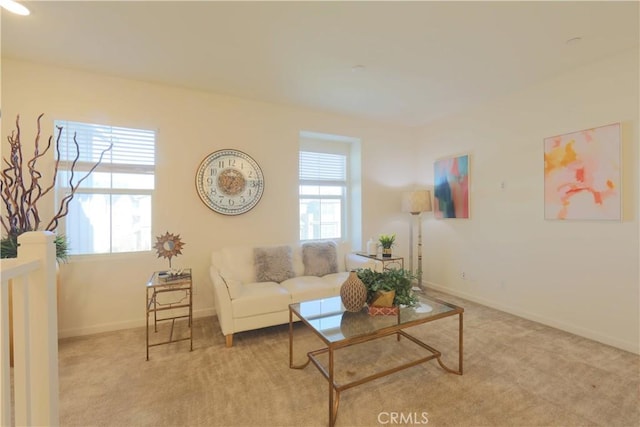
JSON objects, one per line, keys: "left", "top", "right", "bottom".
{"left": 299, "top": 151, "right": 346, "bottom": 183}
{"left": 56, "top": 121, "right": 155, "bottom": 171}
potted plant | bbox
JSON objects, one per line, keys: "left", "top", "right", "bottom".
{"left": 0, "top": 114, "right": 111, "bottom": 262}
{"left": 356, "top": 268, "right": 418, "bottom": 315}
{"left": 378, "top": 234, "right": 396, "bottom": 258}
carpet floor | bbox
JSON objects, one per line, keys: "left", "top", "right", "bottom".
{"left": 58, "top": 291, "right": 639, "bottom": 427}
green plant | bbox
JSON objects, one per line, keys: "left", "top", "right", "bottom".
{"left": 54, "top": 233, "right": 69, "bottom": 263}
{"left": 378, "top": 234, "right": 396, "bottom": 249}
{"left": 0, "top": 232, "right": 69, "bottom": 263}
{"left": 356, "top": 268, "right": 418, "bottom": 306}
{"left": 0, "top": 235, "right": 18, "bottom": 260}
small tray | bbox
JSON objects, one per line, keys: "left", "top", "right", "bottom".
{"left": 367, "top": 305, "right": 399, "bottom": 316}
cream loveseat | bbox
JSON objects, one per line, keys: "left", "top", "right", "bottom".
{"left": 210, "top": 240, "right": 383, "bottom": 347}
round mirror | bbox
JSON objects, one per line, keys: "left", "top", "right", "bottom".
{"left": 154, "top": 232, "right": 185, "bottom": 268}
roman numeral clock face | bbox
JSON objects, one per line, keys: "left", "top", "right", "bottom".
{"left": 195, "top": 149, "right": 264, "bottom": 215}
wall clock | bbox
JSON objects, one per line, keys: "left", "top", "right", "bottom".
{"left": 195, "top": 149, "right": 264, "bottom": 215}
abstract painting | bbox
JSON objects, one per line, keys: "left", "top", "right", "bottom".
{"left": 544, "top": 123, "right": 621, "bottom": 220}
{"left": 434, "top": 154, "right": 469, "bottom": 219}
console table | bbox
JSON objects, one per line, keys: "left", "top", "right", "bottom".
{"left": 354, "top": 252, "right": 404, "bottom": 271}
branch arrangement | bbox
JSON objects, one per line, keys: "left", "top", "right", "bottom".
{"left": 1, "top": 114, "right": 112, "bottom": 238}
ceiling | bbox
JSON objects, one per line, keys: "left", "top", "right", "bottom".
{"left": 2, "top": 1, "right": 638, "bottom": 127}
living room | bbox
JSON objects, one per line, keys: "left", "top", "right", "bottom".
{"left": 1, "top": 1, "right": 638, "bottom": 426}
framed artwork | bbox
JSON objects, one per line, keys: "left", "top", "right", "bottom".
{"left": 434, "top": 154, "right": 469, "bottom": 219}
{"left": 544, "top": 123, "right": 621, "bottom": 221}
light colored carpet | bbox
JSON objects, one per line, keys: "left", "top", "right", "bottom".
{"left": 58, "top": 291, "right": 640, "bottom": 427}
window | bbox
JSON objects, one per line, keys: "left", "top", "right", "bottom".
{"left": 55, "top": 120, "right": 155, "bottom": 255}
{"left": 299, "top": 150, "right": 347, "bottom": 241}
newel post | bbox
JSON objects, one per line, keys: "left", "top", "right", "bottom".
{"left": 16, "top": 231, "right": 59, "bottom": 426}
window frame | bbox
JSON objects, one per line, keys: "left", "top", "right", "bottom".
{"left": 299, "top": 136, "right": 352, "bottom": 242}
{"left": 54, "top": 120, "right": 156, "bottom": 257}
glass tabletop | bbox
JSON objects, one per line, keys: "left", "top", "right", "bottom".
{"left": 147, "top": 268, "right": 192, "bottom": 288}
{"left": 290, "top": 295, "right": 462, "bottom": 344}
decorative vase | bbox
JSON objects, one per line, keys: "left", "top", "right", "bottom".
{"left": 340, "top": 271, "right": 368, "bottom": 312}
{"left": 366, "top": 238, "right": 377, "bottom": 256}
{"left": 370, "top": 289, "right": 396, "bottom": 307}
{"left": 382, "top": 247, "right": 392, "bottom": 258}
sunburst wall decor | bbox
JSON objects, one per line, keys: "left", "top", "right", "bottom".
{"left": 154, "top": 231, "right": 185, "bottom": 268}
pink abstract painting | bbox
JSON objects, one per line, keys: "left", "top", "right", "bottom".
{"left": 544, "top": 123, "right": 621, "bottom": 220}
{"left": 434, "top": 154, "right": 469, "bottom": 219}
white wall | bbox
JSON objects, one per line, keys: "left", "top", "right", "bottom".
{"left": 1, "top": 58, "right": 417, "bottom": 338}
{"left": 417, "top": 48, "right": 639, "bottom": 354}
{"left": 3, "top": 48, "right": 638, "bottom": 355}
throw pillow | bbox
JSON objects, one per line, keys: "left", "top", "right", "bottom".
{"left": 254, "top": 246, "right": 295, "bottom": 283}
{"left": 302, "top": 241, "right": 338, "bottom": 277}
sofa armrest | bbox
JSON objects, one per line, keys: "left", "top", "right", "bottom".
{"left": 346, "top": 253, "right": 384, "bottom": 273}
{"left": 209, "top": 266, "right": 235, "bottom": 336}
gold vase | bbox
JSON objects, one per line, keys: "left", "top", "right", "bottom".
{"left": 370, "top": 289, "right": 396, "bottom": 307}
{"left": 382, "top": 247, "right": 392, "bottom": 258}
{"left": 340, "top": 271, "right": 368, "bottom": 312}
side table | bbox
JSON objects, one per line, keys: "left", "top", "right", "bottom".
{"left": 146, "top": 269, "right": 193, "bottom": 360}
{"left": 355, "top": 253, "right": 404, "bottom": 271}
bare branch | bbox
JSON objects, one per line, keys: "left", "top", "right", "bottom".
{"left": 37, "top": 131, "right": 62, "bottom": 199}
{"left": 22, "top": 113, "right": 48, "bottom": 231}
{"left": 2, "top": 114, "right": 111, "bottom": 242}
{"left": 46, "top": 133, "right": 112, "bottom": 231}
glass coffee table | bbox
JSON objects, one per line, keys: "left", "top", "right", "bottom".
{"left": 289, "top": 295, "right": 463, "bottom": 427}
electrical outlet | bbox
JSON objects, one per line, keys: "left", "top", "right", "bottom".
{"left": 461, "top": 271, "right": 466, "bottom": 280}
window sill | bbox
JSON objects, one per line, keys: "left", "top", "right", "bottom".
{"left": 64, "top": 250, "right": 154, "bottom": 264}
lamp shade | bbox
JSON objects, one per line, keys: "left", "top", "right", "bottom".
{"left": 402, "top": 190, "right": 432, "bottom": 214}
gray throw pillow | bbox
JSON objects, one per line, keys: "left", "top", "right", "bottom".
{"left": 302, "top": 241, "right": 338, "bottom": 277}
{"left": 254, "top": 246, "right": 295, "bottom": 283}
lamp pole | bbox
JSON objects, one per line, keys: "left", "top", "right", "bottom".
{"left": 408, "top": 214, "right": 414, "bottom": 274}
{"left": 416, "top": 212, "right": 423, "bottom": 287}
{"left": 402, "top": 190, "right": 432, "bottom": 288}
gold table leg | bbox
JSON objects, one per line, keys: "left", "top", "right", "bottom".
{"left": 433, "top": 312, "right": 463, "bottom": 375}
{"left": 289, "top": 308, "right": 312, "bottom": 370}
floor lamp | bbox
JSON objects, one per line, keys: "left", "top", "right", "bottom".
{"left": 402, "top": 190, "right": 432, "bottom": 287}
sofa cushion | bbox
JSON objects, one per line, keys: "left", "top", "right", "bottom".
{"left": 302, "top": 241, "right": 338, "bottom": 277}
{"left": 254, "top": 245, "right": 295, "bottom": 283}
{"left": 319, "top": 271, "right": 350, "bottom": 292}
{"left": 231, "top": 282, "right": 291, "bottom": 318}
{"left": 281, "top": 276, "right": 338, "bottom": 303}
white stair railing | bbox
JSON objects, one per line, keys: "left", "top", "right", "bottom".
{"left": 0, "top": 231, "right": 59, "bottom": 426}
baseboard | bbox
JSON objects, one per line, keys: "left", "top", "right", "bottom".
{"left": 58, "top": 307, "right": 216, "bottom": 339}
{"left": 424, "top": 281, "right": 640, "bottom": 355}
